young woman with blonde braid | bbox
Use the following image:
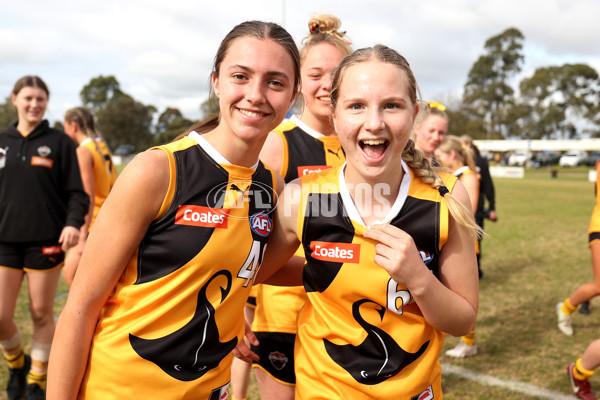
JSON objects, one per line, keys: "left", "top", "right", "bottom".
{"left": 255, "top": 44, "right": 480, "bottom": 399}
{"left": 62, "top": 107, "right": 116, "bottom": 286}
{"left": 435, "top": 135, "right": 481, "bottom": 358}
{"left": 245, "top": 14, "right": 352, "bottom": 399}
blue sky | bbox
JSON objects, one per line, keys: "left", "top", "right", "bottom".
{"left": 1, "top": 0, "right": 599, "bottom": 125}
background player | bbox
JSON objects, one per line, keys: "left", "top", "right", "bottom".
{"left": 557, "top": 160, "right": 600, "bottom": 336}
{"left": 62, "top": 106, "right": 116, "bottom": 286}
{"left": 0, "top": 75, "right": 88, "bottom": 400}
{"left": 435, "top": 135, "right": 481, "bottom": 358}
{"left": 412, "top": 102, "right": 448, "bottom": 163}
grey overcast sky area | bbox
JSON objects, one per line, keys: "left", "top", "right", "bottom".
{"left": 1, "top": 0, "right": 599, "bottom": 125}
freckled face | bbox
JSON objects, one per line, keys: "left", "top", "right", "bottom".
{"left": 212, "top": 37, "right": 297, "bottom": 143}
{"left": 333, "top": 60, "right": 417, "bottom": 182}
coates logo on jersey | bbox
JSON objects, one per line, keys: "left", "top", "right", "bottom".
{"left": 297, "top": 165, "right": 331, "bottom": 176}
{"left": 175, "top": 205, "right": 229, "bottom": 228}
{"left": 250, "top": 213, "right": 272, "bottom": 237}
{"left": 310, "top": 241, "right": 360, "bottom": 263}
{"left": 419, "top": 250, "right": 434, "bottom": 265}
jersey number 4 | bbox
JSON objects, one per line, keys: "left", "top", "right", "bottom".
{"left": 237, "top": 240, "right": 266, "bottom": 287}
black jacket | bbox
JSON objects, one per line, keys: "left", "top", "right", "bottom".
{"left": 0, "top": 120, "right": 89, "bottom": 242}
{"left": 473, "top": 145, "right": 496, "bottom": 219}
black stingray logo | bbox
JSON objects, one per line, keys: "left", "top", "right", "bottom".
{"left": 129, "top": 270, "right": 237, "bottom": 381}
{"left": 324, "top": 299, "right": 429, "bottom": 385}
{"left": 206, "top": 180, "right": 277, "bottom": 220}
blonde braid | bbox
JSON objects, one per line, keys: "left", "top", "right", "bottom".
{"left": 402, "top": 140, "right": 483, "bottom": 240}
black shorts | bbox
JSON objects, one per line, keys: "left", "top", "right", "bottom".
{"left": 0, "top": 240, "right": 64, "bottom": 271}
{"left": 246, "top": 296, "right": 257, "bottom": 308}
{"left": 251, "top": 332, "right": 295, "bottom": 385}
{"left": 590, "top": 232, "right": 600, "bottom": 244}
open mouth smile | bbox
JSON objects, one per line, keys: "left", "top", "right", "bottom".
{"left": 359, "top": 139, "right": 389, "bottom": 161}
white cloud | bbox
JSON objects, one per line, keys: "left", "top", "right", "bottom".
{"left": 1, "top": 0, "right": 599, "bottom": 124}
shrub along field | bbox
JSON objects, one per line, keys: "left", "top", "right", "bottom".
{"left": 1, "top": 166, "right": 598, "bottom": 399}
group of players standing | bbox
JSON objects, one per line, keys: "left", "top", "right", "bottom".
{"left": 0, "top": 12, "right": 529, "bottom": 400}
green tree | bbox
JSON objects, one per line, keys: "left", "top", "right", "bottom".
{"left": 463, "top": 27, "right": 525, "bottom": 139}
{"left": 53, "top": 121, "right": 64, "bottom": 131}
{"left": 519, "top": 64, "right": 600, "bottom": 139}
{"left": 80, "top": 75, "right": 125, "bottom": 114}
{"left": 96, "top": 95, "right": 156, "bottom": 151}
{"left": 154, "top": 108, "right": 193, "bottom": 145}
{"left": 445, "top": 104, "right": 488, "bottom": 139}
{"left": 200, "top": 95, "right": 219, "bottom": 118}
{"left": 0, "top": 96, "right": 17, "bottom": 129}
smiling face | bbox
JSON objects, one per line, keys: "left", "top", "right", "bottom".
{"left": 12, "top": 86, "right": 48, "bottom": 132}
{"left": 332, "top": 60, "right": 417, "bottom": 183}
{"left": 413, "top": 114, "right": 448, "bottom": 159}
{"left": 300, "top": 42, "right": 347, "bottom": 133}
{"left": 212, "top": 36, "right": 297, "bottom": 145}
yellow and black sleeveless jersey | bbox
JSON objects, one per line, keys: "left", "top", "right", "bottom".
{"left": 79, "top": 132, "right": 276, "bottom": 400}
{"left": 454, "top": 166, "right": 480, "bottom": 254}
{"left": 294, "top": 162, "right": 456, "bottom": 399}
{"left": 589, "top": 162, "right": 600, "bottom": 242}
{"left": 276, "top": 115, "right": 345, "bottom": 182}
{"left": 80, "top": 138, "right": 116, "bottom": 227}
{"left": 253, "top": 116, "right": 346, "bottom": 335}
{"left": 95, "top": 138, "right": 117, "bottom": 182}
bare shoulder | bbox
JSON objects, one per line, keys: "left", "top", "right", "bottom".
{"left": 259, "top": 131, "right": 284, "bottom": 173}
{"left": 450, "top": 179, "right": 469, "bottom": 204}
{"left": 108, "top": 149, "right": 170, "bottom": 215}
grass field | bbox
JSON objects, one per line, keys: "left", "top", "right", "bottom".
{"left": 1, "top": 166, "right": 598, "bottom": 399}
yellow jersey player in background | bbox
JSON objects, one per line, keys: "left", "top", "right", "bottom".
{"left": 62, "top": 106, "right": 116, "bottom": 286}
{"left": 435, "top": 135, "right": 481, "bottom": 359}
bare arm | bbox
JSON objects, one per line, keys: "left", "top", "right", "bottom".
{"left": 255, "top": 180, "right": 303, "bottom": 286}
{"left": 47, "top": 150, "right": 170, "bottom": 400}
{"left": 75, "top": 146, "right": 95, "bottom": 246}
{"left": 461, "top": 173, "right": 480, "bottom": 216}
{"left": 363, "top": 180, "right": 478, "bottom": 336}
